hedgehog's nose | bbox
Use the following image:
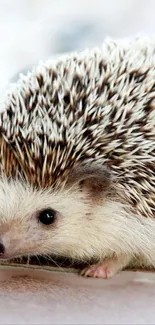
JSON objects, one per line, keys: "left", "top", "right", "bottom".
{"left": 0, "top": 243, "right": 5, "bottom": 256}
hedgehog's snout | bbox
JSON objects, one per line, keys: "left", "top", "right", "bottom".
{"left": 0, "top": 243, "right": 5, "bottom": 257}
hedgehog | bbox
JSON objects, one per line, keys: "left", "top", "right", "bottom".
{"left": 0, "top": 37, "right": 155, "bottom": 279}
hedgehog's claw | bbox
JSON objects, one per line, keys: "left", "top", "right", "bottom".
{"left": 81, "top": 262, "right": 118, "bottom": 279}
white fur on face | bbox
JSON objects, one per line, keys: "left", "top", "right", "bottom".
{"left": 0, "top": 177, "right": 155, "bottom": 269}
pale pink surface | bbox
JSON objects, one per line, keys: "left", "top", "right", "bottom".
{"left": 0, "top": 268, "right": 155, "bottom": 324}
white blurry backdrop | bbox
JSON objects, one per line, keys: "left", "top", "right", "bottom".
{"left": 0, "top": 0, "right": 155, "bottom": 92}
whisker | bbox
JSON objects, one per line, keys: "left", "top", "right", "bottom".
{"left": 44, "top": 254, "right": 65, "bottom": 272}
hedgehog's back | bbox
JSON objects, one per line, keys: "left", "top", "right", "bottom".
{"left": 0, "top": 37, "right": 155, "bottom": 201}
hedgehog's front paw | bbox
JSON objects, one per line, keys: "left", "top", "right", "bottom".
{"left": 81, "top": 255, "right": 130, "bottom": 279}
{"left": 81, "top": 261, "right": 119, "bottom": 279}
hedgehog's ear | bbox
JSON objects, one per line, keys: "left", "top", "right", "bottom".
{"left": 67, "top": 164, "right": 112, "bottom": 199}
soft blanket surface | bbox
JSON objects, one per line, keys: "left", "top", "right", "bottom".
{"left": 0, "top": 266, "right": 155, "bottom": 324}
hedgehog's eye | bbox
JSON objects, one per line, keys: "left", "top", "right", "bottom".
{"left": 38, "top": 209, "right": 56, "bottom": 225}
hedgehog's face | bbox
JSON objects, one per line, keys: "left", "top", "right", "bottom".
{"left": 0, "top": 165, "right": 121, "bottom": 262}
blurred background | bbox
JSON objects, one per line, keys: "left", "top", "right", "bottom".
{"left": 0, "top": 0, "right": 155, "bottom": 92}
